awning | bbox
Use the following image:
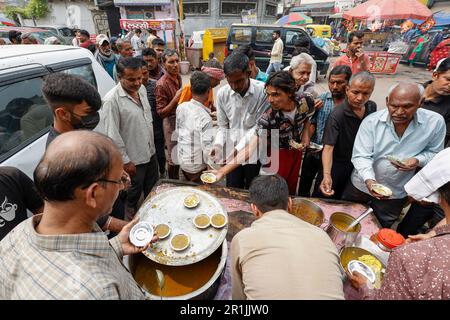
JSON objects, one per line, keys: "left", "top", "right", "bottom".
{"left": 329, "top": 13, "right": 344, "bottom": 19}
{"left": 113, "top": 0, "right": 171, "bottom": 6}
{"left": 290, "top": 1, "right": 335, "bottom": 11}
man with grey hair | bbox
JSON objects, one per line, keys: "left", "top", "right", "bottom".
{"left": 288, "top": 53, "right": 317, "bottom": 97}
{"left": 113, "top": 39, "right": 134, "bottom": 82}
{"left": 318, "top": 71, "right": 377, "bottom": 200}
{"left": 155, "top": 49, "right": 182, "bottom": 179}
{"left": 342, "top": 82, "right": 446, "bottom": 228}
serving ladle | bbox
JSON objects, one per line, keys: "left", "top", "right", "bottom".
{"left": 345, "top": 208, "right": 374, "bottom": 232}
{"left": 155, "top": 269, "right": 165, "bottom": 300}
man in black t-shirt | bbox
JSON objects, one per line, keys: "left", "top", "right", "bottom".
{"left": 315, "top": 71, "right": 377, "bottom": 200}
{"left": 0, "top": 167, "right": 43, "bottom": 241}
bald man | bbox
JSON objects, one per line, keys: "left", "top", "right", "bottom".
{"left": 342, "top": 82, "right": 446, "bottom": 228}
{"left": 0, "top": 131, "right": 152, "bottom": 300}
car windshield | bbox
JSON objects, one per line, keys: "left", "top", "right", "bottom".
{"left": 31, "top": 31, "right": 65, "bottom": 43}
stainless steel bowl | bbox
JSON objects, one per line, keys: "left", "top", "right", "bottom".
{"left": 290, "top": 198, "right": 324, "bottom": 226}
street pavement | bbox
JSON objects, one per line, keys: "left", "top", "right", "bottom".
{"left": 181, "top": 57, "right": 433, "bottom": 110}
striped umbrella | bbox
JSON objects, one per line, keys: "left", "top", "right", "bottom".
{"left": 276, "top": 12, "right": 313, "bottom": 26}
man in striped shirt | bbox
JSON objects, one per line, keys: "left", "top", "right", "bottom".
{"left": 0, "top": 131, "right": 152, "bottom": 300}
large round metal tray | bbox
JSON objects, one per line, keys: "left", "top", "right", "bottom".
{"left": 137, "top": 186, "right": 228, "bottom": 266}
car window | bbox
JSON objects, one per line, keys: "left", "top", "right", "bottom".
{"left": 59, "top": 28, "right": 74, "bottom": 37}
{"left": 230, "top": 27, "right": 252, "bottom": 44}
{"left": 256, "top": 28, "right": 276, "bottom": 44}
{"left": 0, "top": 64, "right": 97, "bottom": 162}
{"left": 61, "top": 64, "right": 97, "bottom": 89}
{"left": 286, "top": 30, "right": 307, "bottom": 46}
{"left": 0, "top": 77, "right": 52, "bottom": 159}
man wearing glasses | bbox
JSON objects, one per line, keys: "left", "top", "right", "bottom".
{"left": 0, "top": 131, "right": 155, "bottom": 299}
{"left": 43, "top": 72, "right": 129, "bottom": 233}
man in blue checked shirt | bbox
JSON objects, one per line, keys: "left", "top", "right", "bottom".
{"left": 298, "top": 65, "right": 352, "bottom": 197}
{"left": 342, "top": 82, "right": 446, "bottom": 228}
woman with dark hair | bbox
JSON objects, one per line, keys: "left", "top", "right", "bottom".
{"left": 209, "top": 71, "right": 315, "bottom": 194}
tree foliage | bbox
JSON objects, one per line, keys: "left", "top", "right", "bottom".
{"left": 4, "top": 0, "right": 49, "bottom": 21}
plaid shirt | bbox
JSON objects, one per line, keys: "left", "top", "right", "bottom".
{"left": 0, "top": 215, "right": 145, "bottom": 300}
{"left": 256, "top": 94, "right": 315, "bottom": 149}
{"left": 310, "top": 92, "right": 335, "bottom": 145}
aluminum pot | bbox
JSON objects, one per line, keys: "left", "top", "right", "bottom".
{"left": 290, "top": 198, "right": 324, "bottom": 226}
{"left": 128, "top": 240, "right": 227, "bottom": 300}
{"left": 326, "top": 212, "right": 361, "bottom": 250}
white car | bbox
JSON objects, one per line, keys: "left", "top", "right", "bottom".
{"left": 0, "top": 45, "right": 115, "bottom": 178}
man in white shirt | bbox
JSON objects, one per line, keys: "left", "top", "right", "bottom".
{"left": 101, "top": 57, "right": 158, "bottom": 220}
{"left": 176, "top": 71, "right": 215, "bottom": 182}
{"left": 266, "top": 30, "right": 284, "bottom": 74}
{"left": 131, "top": 28, "right": 144, "bottom": 57}
{"left": 211, "top": 52, "right": 269, "bottom": 189}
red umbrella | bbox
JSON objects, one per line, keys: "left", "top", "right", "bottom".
{"left": 343, "top": 0, "right": 432, "bottom": 21}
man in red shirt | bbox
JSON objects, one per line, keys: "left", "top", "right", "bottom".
{"left": 334, "top": 31, "right": 370, "bottom": 74}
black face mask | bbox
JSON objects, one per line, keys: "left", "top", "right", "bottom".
{"left": 71, "top": 111, "right": 100, "bottom": 130}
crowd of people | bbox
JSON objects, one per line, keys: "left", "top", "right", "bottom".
{"left": 0, "top": 28, "right": 450, "bottom": 300}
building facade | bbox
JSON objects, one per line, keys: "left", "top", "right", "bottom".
{"left": 19, "top": 0, "right": 109, "bottom": 36}
{"left": 182, "top": 0, "right": 278, "bottom": 36}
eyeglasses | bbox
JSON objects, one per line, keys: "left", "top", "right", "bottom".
{"left": 82, "top": 172, "right": 131, "bottom": 189}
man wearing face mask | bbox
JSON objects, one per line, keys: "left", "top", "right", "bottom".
{"left": 43, "top": 73, "right": 128, "bottom": 234}
{"left": 95, "top": 34, "right": 118, "bottom": 80}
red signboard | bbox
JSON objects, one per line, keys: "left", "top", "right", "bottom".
{"left": 367, "top": 51, "right": 402, "bottom": 74}
{"left": 119, "top": 19, "right": 176, "bottom": 31}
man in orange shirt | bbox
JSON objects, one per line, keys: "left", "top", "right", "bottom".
{"left": 334, "top": 31, "right": 370, "bottom": 74}
{"left": 178, "top": 59, "right": 225, "bottom": 111}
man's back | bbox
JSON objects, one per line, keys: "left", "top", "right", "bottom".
{"left": 0, "top": 216, "right": 144, "bottom": 300}
{"left": 231, "top": 210, "right": 344, "bottom": 300}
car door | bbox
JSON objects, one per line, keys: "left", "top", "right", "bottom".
{"left": 254, "top": 26, "right": 280, "bottom": 72}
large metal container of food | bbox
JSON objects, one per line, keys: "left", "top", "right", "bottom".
{"left": 137, "top": 186, "right": 228, "bottom": 266}
{"left": 326, "top": 212, "right": 361, "bottom": 250}
{"left": 129, "top": 240, "right": 227, "bottom": 300}
{"left": 290, "top": 198, "right": 324, "bottom": 226}
{"left": 340, "top": 246, "right": 385, "bottom": 289}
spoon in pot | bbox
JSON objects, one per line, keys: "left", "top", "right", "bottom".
{"left": 345, "top": 208, "right": 374, "bottom": 232}
{"left": 155, "top": 269, "right": 165, "bottom": 300}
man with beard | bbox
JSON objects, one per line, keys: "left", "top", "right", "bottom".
{"left": 102, "top": 57, "right": 158, "bottom": 220}
{"left": 266, "top": 30, "right": 284, "bottom": 75}
{"left": 333, "top": 31, "right": 370, "bottom": 74}
{"left": 142, "top": 48, "right": 165, "bottom": 81}
{"left": 155, "top": 49, "right": 182, "bottom": 179}
{"left": 298, "top": 65, "right": 352, "bottom": 197}
{"left": 342, "top": 82, "right": 445, "bottom": 228}
{"left": 95, "top": 34, "right": 118, "bottom": 79}
{"left": 318, "top": 71, "right": 377, "bottom": 200}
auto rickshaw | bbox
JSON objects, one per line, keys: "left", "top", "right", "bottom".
{"left": 305, "top": 24, "right": 332, "bottom": 38}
